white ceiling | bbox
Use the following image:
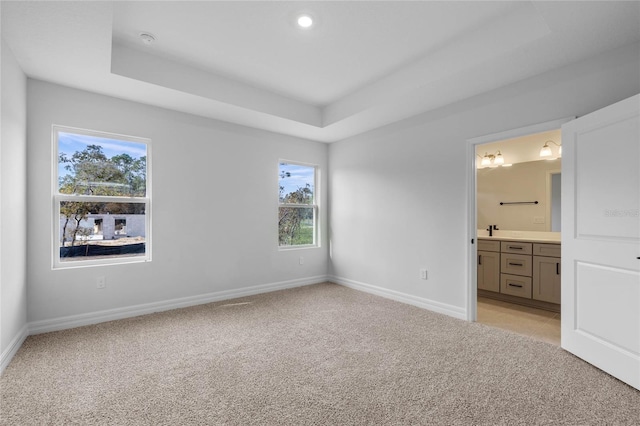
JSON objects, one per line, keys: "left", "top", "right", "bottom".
{"left": 2, "top": 1, "right": 639, "bottom": 142}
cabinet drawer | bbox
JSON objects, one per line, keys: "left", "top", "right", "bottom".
{"left": 478, "top": 239, "right": 500, "bottom": 252}
{"left": 500, "top": 274, "right": 532, "bottom": 299}
{"left": 501, "top": 241, "right": 532, "bottom": 255}
{"left": 501, "top": 253, "right": 532, "bottom": 276}
{"left": 533, "top": 243, "right": 561, "bottom": 257}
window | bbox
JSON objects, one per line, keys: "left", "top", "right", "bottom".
{"left": 278, "top": 162, "right": 318, "bottom": 248}
{"left": 93, "top": 218, "right": 103, "bottom": 236}
{"left": 53, "top": 126, "right": 150, "bottom": 268}
{"left": 114, "top": 218, "right": 127, "bottom": 235}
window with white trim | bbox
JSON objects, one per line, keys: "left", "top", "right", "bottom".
{"left": 278, "top": 162, "right": 318, "bottom": 248}
{"left": 53, "top": 126, "right": 151, "bottom": 268}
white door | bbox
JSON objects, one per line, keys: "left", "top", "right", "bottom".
{"left": 561, "top": 94, "right": 640, "bottom": 390}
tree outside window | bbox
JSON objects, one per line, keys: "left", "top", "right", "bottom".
{"left": 278, "top": 162, "right": 317, "bottom": 247}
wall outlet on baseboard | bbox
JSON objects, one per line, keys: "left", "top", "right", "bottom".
{"left": 96, "top": 276, "right": 106, "bottom": 289}
{"left": 420, "top": 269, "right": 428, "bottom": 280}
{"left": 299, "top": 256, "right": 304, "bottom": 265}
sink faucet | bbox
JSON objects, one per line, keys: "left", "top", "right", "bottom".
{"left": 487, "top": 224, "right": 499, "bottom": 237}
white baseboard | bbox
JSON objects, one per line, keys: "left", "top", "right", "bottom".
{"left": 1, "top": 324, "right": 28, "bottom": 374}
{"left": 29, "top": 275, "right": 329, "bottom": 335}
{"left": 329, "top": 275, "right": 467, "bottom": 320}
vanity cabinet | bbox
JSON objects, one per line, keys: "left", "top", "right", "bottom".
{"left": 478, "top": 238, "right": 561, "bottom": 311}
{"left": 477, "top": 240, "right": 500, "bottom": 292}
{"left": 532, "top": 244, "right": 561, "bottom": 304}
{"left": 478, "top": 250, "right": 500, "bottom": 292}
{"left": 500, "top": 242, "right": 533, "bottom": 299}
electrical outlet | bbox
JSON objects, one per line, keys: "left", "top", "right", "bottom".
{"left": 420, "top": 269, "right": 428, "bottom": 280}
{"left": 533, "top": 216, "right": 545, "bottom": 224}
{"left": 96, "top": 276, "right": 106, "bottom": 289}
{"left": 299, "top": 256, "right": 304, "bottom": 265}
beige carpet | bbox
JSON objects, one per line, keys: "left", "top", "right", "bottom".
{"left": 1, "top": 283, "right": 638, "bottom": 425}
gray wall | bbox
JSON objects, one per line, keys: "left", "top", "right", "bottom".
{"left": 328, "top": 43, "right": 640, "bottom": 315}
{"left": 1, "top": 39, "right": 28, "bottom": 366}
{"left": 27, "top": 80, "right": 329, "bottom": 324}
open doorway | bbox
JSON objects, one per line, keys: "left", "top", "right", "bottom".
{"left": 467, "top": 118, "right": 572, "bottom": 345}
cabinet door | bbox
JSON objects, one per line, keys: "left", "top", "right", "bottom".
{"left": 478, "top": 250, "right": 500, "bottom": 292}
{"left": 533, "top": 256, "right": 561, "bottom": 304}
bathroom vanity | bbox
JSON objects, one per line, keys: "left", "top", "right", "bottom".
{"left": 478, "top": 234, "right": 560, "bottom": 312}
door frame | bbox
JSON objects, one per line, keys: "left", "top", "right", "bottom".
{"left": 465, "top": 117, "right": 573, "bottom": 321}
{"left": 546, "top": 170, "right": 562, "bottom": 232}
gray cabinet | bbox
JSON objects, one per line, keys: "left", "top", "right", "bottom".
{"left": 500, "top": 243, "right": 533, "bottom": 299}
{"left": 478, "top": 239, "right": 561, "bottom": 309}
{"left": 532, "top": 245, "right": 561, "bottom": 304}
{"left": 478, "top": 250, "right": 500, "bottom": 292}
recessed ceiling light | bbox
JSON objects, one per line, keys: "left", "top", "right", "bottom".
{"left": 297, "top": 15, "right": 313, "bottom": 28}
{"left": 139, "top": 32, "right": 156, "bottom": 45}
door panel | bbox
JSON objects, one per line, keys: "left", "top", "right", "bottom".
{"left": 576, "top": 262, "right": 640, "bottom": 355}
{"left": 576, "top": 115, "right": 639, "bottom": 240}
{"left": 562, "top": 94, "right": 640, "bottom": 390}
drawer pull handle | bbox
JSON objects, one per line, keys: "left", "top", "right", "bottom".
{"left": 508, "top": 246, "right": 523, "bottom": 250}
{"left": 508, "top": 283, "right": 523, "bottom": 288}
{"left": 556, "top": 262, "right": 560, "bottom": 275}
{"left": 478, "top": 255, "right": 482, "bottom": 266}
{"left": 508, "top": 262, "right": 523, "bottom": 266}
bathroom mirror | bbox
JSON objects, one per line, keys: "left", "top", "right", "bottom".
{"left": 477, "top": 159, "right": 561, "bottom": 232}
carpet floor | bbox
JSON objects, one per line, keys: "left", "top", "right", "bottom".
{"left": 1, "top": 282, "right": 639, "bottom": 425}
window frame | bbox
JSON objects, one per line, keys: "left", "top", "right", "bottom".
{"left": 278, "top": 160, "right": 319, "bottom": 250}
{"left": 52, "top": 125, "right": 152, "bottom": 269}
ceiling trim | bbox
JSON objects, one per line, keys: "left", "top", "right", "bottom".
{"left": 111, "top": 43, "right": 323, "bottom": 127}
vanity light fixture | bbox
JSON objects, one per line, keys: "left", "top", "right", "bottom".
{"left": 540, "top": 140, "right": 561, "bottom": 158}
{"left": 478, "top": 151, "right": 506, "bottom": 168}
{"left": 494, "top": 151, "right": 504, "bottom": 165}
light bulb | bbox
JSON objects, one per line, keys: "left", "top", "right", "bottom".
{"left": 297, "top": 15, "right": 313, "bottom": 28}
{"left": 540, "top": 143, "right": 552, "bottom": 157}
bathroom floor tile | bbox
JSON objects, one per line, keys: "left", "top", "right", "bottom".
{"left": 477, "top": 297, "right": 560, "bottom": 346}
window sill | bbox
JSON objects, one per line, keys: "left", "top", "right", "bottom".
{"left": 278, "top": 245, "right": 319, "bottom": 251}
{"left": 53, "top": 256, "right": 151, "bottom": 270}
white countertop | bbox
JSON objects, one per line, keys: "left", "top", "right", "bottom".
{"left": 477, "top": 230, "right": 561, "bottom": 244}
